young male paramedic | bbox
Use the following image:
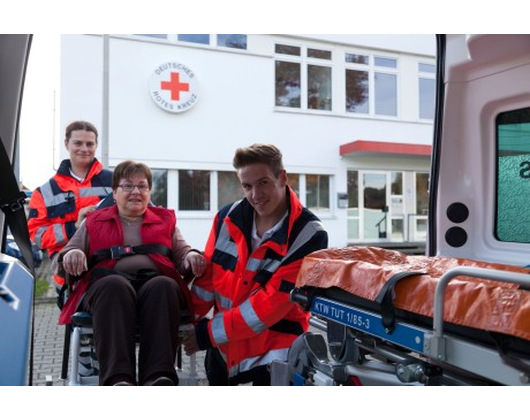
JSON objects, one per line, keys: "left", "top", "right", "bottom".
{"left": 183, "top": 144, "right": 328, "bottom": 385}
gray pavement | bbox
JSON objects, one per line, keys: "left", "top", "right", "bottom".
{"left": 31, "top": 298, "right": 67, "bottom": 386}
{"left": 30, "top": 294, "right": 208, "bottom": 386}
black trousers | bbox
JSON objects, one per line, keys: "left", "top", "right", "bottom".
{"left": 84, "top": 274, "right": 182, "bottom": 385}
{"left": 205, "top": 347, "right": 271, "bottom": 386}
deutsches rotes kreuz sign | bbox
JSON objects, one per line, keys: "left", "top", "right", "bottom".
{"left": 149, "top": 62, "right": 199, "bottom": 113}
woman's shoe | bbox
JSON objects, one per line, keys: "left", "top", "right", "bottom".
{"left": 113, "top": 380, "right": 134, "bottom": 386}
{"left": 148, "top": 376, "right": 175, "bottom": 386}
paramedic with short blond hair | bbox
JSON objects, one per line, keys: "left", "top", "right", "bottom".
{"left": 183, "top": 143, "right": 328, "bottom": 385}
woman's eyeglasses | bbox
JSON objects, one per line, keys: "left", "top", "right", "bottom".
{"left": 118, "top": 184, "right": 150, "bottom": 193}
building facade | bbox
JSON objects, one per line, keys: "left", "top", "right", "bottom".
{"left": 59, "top": 34, "right": 435, "bottom": 250}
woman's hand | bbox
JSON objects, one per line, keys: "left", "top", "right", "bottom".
{"left": 62, "top": 249, "right": 88, "bottom": 277}
{"left": 184, "top": 250, "right": 207, "bottom": 277}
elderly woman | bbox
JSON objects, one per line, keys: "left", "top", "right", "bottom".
{"left": 55, "top": 160, "right": 206, "bottom": 386}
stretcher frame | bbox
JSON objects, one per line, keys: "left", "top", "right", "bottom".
{"left": 291, "top": 266, "right": 530, "bottom": 386}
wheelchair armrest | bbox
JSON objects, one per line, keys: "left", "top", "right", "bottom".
{"left": 71, "top": 312, "right": 93, "bottom": 328}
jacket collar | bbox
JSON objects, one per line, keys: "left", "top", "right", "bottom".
{"left": 57, "top": 158, "right": 102, "bottom": 180}
{"left": 228, "top": 186, "right": 303, "bottom": 248}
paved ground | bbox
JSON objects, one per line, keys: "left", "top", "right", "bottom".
{"left": 31, "top": 299, "right": 67, "bottom": 386}
{"left": 31, "top": 296, "right": 207, "bottom": 386}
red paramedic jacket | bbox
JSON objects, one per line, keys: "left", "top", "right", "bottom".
{"left": 28, "top": 159, "right": 112, "bottom": 285}
{"left": 190, "top": 186, "right": 328, "bottom": 380}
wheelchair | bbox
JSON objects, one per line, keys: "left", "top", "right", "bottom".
{"left": 59, "top": 273, "right": 201, "bottom": 386}
{"left": 60, "top": 311, "right": 200, "bottom": 386}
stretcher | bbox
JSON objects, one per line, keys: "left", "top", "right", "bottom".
{"left": 278, "top": 247, "right": 530, "bottom": 386}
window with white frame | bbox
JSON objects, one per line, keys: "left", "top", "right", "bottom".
{"left": 135, "top": 34, "right": 248, "bottom": 50}
{"left": 177, "top": 34, "right": 210, "bottom": 45}
{"left": 414, "top": 172, "right": 429, "bottom": 241}
{"left": 287, "top": 173, "right": 331, "bottom": 212}
{"left": 345, "top": 53, "right": 369, "bottom": 113}
{"left": 347, "top": 170, "right": 360, "bottom": 239}
{"left": 175, "top": 34, "right": 247, "bottom": 50}
{"left": 287, "top": 173, "right": 300, "bottom": 197}
{"left": 135, "top": 34, "right": 168, "bottom": 40}
{"left": 150, "top": 169, "right": 168, "bottom": 208}
{"left": 418, "top": 62, "right": 436, "bottom": 120}
{"left": 170, "top": 170, "right": 331, "bottom": 214}
{"left": 217, "top": 34, "right": 247, "bottom": 49}
{"left": 345, "top": 53, "right": 398, "bottom": 117}
{"left": 306, "top": 174, "right": 331, "bottom": 211}
{"left": 347, "top": 169, "right": 429, "bottom": 242}
{"left": 390, "top": 171, "right": 404, "bottom": 240}
{"left": 415, "top": 172, "right": 429, "bottom": 215}
{"left": 308, "top": 64, "right": 332, "bottom": 110}
{"left": 275, "top": 60, "right": 301, "bottom": 107}
{"left": 275, "top": 44, "right": 332, "bottom": 111}
{"left": 218, "top": 171, "right": 244, "bottom": 209}
{"left": 179, "top": 170, "right": 210, "bottom": 211}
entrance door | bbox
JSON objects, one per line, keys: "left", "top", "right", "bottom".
{"left": 362, "top": 172, "right": 388, "bottom": 239}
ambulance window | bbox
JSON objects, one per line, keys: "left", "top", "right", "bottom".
{"left": 496, "top": 107, "right": 530, "bottom": 242}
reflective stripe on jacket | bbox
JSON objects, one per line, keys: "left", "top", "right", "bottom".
{"left": 28, "top": 158, "right": 112, "bottom": 258}
{"left": 191, "top": 186, "right": 328, "bottom": 380}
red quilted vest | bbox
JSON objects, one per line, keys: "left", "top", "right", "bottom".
{"left": 59, "top": 205, "right": 192, "bottom": 324}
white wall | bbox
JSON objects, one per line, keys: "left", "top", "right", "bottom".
{"left": 60, "top": 34, "right": 435, "bottom": 249}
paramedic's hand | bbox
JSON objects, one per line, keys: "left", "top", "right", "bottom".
{"left": 182, "top": 329, "right": 200, "bottom": 356}
{"left": 62, "top": 249, "right": 88, "bottom": 277}
{"left": 75, "top": 205, "right": 96, "bottom": 229}
{"left": 184, "top": 250, "right": 207, "bottom": 277}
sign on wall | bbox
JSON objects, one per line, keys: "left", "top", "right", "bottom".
{"left": 149, "top": 62, "right": 199, "bottom": 113}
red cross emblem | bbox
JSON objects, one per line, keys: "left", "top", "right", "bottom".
{"left": 160, "top": 72, "right": 190, "bottom": 101}
{"left": 150, "top": 62, "right": 199, "bottom": 113}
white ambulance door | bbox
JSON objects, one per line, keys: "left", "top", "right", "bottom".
{"left": 429, "top": 34, "right": 530, "bottom": 266}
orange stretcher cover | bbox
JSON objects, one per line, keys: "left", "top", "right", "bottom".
{"left": 295, "top": 247, "right": 530, "bottom": 341}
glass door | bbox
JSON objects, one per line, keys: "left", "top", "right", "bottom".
{"left": 412, "top": 172, "right": 429, "bottom": 241}
{"left": 362, "top": 172, "right": 388, "bottom": 240}
{"left": 348, "top": 170, "right": 412, "bottom": 242}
